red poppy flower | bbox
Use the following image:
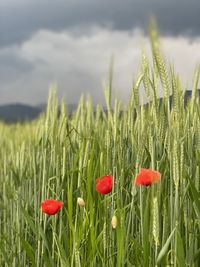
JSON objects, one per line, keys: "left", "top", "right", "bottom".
{"left": 96, "top": 175, "right": 113, "bottom": 194}
{"left": 41, "top": 199, "right": 64, "bottom": 215}
{"left": 134, "top": 168, "right": 161, "bottom": 186}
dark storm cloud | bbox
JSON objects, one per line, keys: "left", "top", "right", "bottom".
{"left": 0, "top": 0, "right": 200, "bottom": 47}
{"left": 0, "top": 0, "right": 200, "bottom": 105}
{"left": 0, "top": 48, "right": 34, "bottom": 84}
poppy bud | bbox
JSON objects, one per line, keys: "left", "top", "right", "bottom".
{"left": 77, "top": 197, "right": 85, "bottom": 207}
{"left": 111, "top": 215, "right": 118, "bottom": 229}
{"left": 41, "top": 199, "right": 64, "bottom": 215}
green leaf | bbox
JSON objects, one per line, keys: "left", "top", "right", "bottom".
{"left": 176, "top": 230, "right": 186, "bottom": 267}
{"left": 156, "top": 227, "right": 176, "bottom": 264}
{"left": 0, "top": 240, "right": 11, "bottom": 265}
{"left": 54, "top": 234, "right": 70, "bottom": 266}
{"left": 20, "top": 236, "right": 36, "bottom": 266}
{"left": 187, "top": 177, "right": 200, "bottom": 219}
{"left": 21, "top": 207, "right": 49, "bottom": 251}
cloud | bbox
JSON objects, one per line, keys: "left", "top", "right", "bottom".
{"left": 0, "top": 1, "right": 200, "bottom": 48}
{"left": 1, "top": 28, "right": 144, "bottom": 104}
{"left": 0, "top": 27, "right": 200, "bottom": 105}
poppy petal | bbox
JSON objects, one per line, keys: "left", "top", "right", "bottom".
{"left": 134, "top": 168, "right": 161, "bottom": 186}
{"left": 96, "top": 175, "right": 113, "bottom": 194}
{"left": 41, "top": 199, "right": 64, "bottom": 215}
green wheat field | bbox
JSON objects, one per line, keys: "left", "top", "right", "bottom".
{"left": 0, "top": 24, "right": 200, "bottom": 267}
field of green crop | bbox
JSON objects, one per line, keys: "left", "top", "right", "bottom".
{"left": 0, "top": 25, "right": 200, "bottom": 267}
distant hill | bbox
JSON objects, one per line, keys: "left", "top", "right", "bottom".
{"left": 0, "top": 90, "right": 199, "bottom": 123}
{"left": 143, "top": 89, "right": 200, "bottom": 110}
{"left": 0, "top": 103, "right": 78, "bottom": 123}
{"left": 0, "top": 103, "right": 43, "bottom": 123}
{"left": 169, "top": 88, "right": 200, "bottom": 107}
{"left": 183, "top": 89, "right": 200, "bottom": 104}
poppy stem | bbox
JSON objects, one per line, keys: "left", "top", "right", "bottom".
{"left": 139, "top": 186, "right": 143, "bottom": 245}
{"left": 103, "top": 195, "right": 108, "bottom": 265}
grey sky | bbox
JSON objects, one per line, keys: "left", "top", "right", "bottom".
{"left": 0, "top": 0, "right": 200, "bottom": 105}
{"left": 1, "top": 0, "right": 200, "bottom": 47}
